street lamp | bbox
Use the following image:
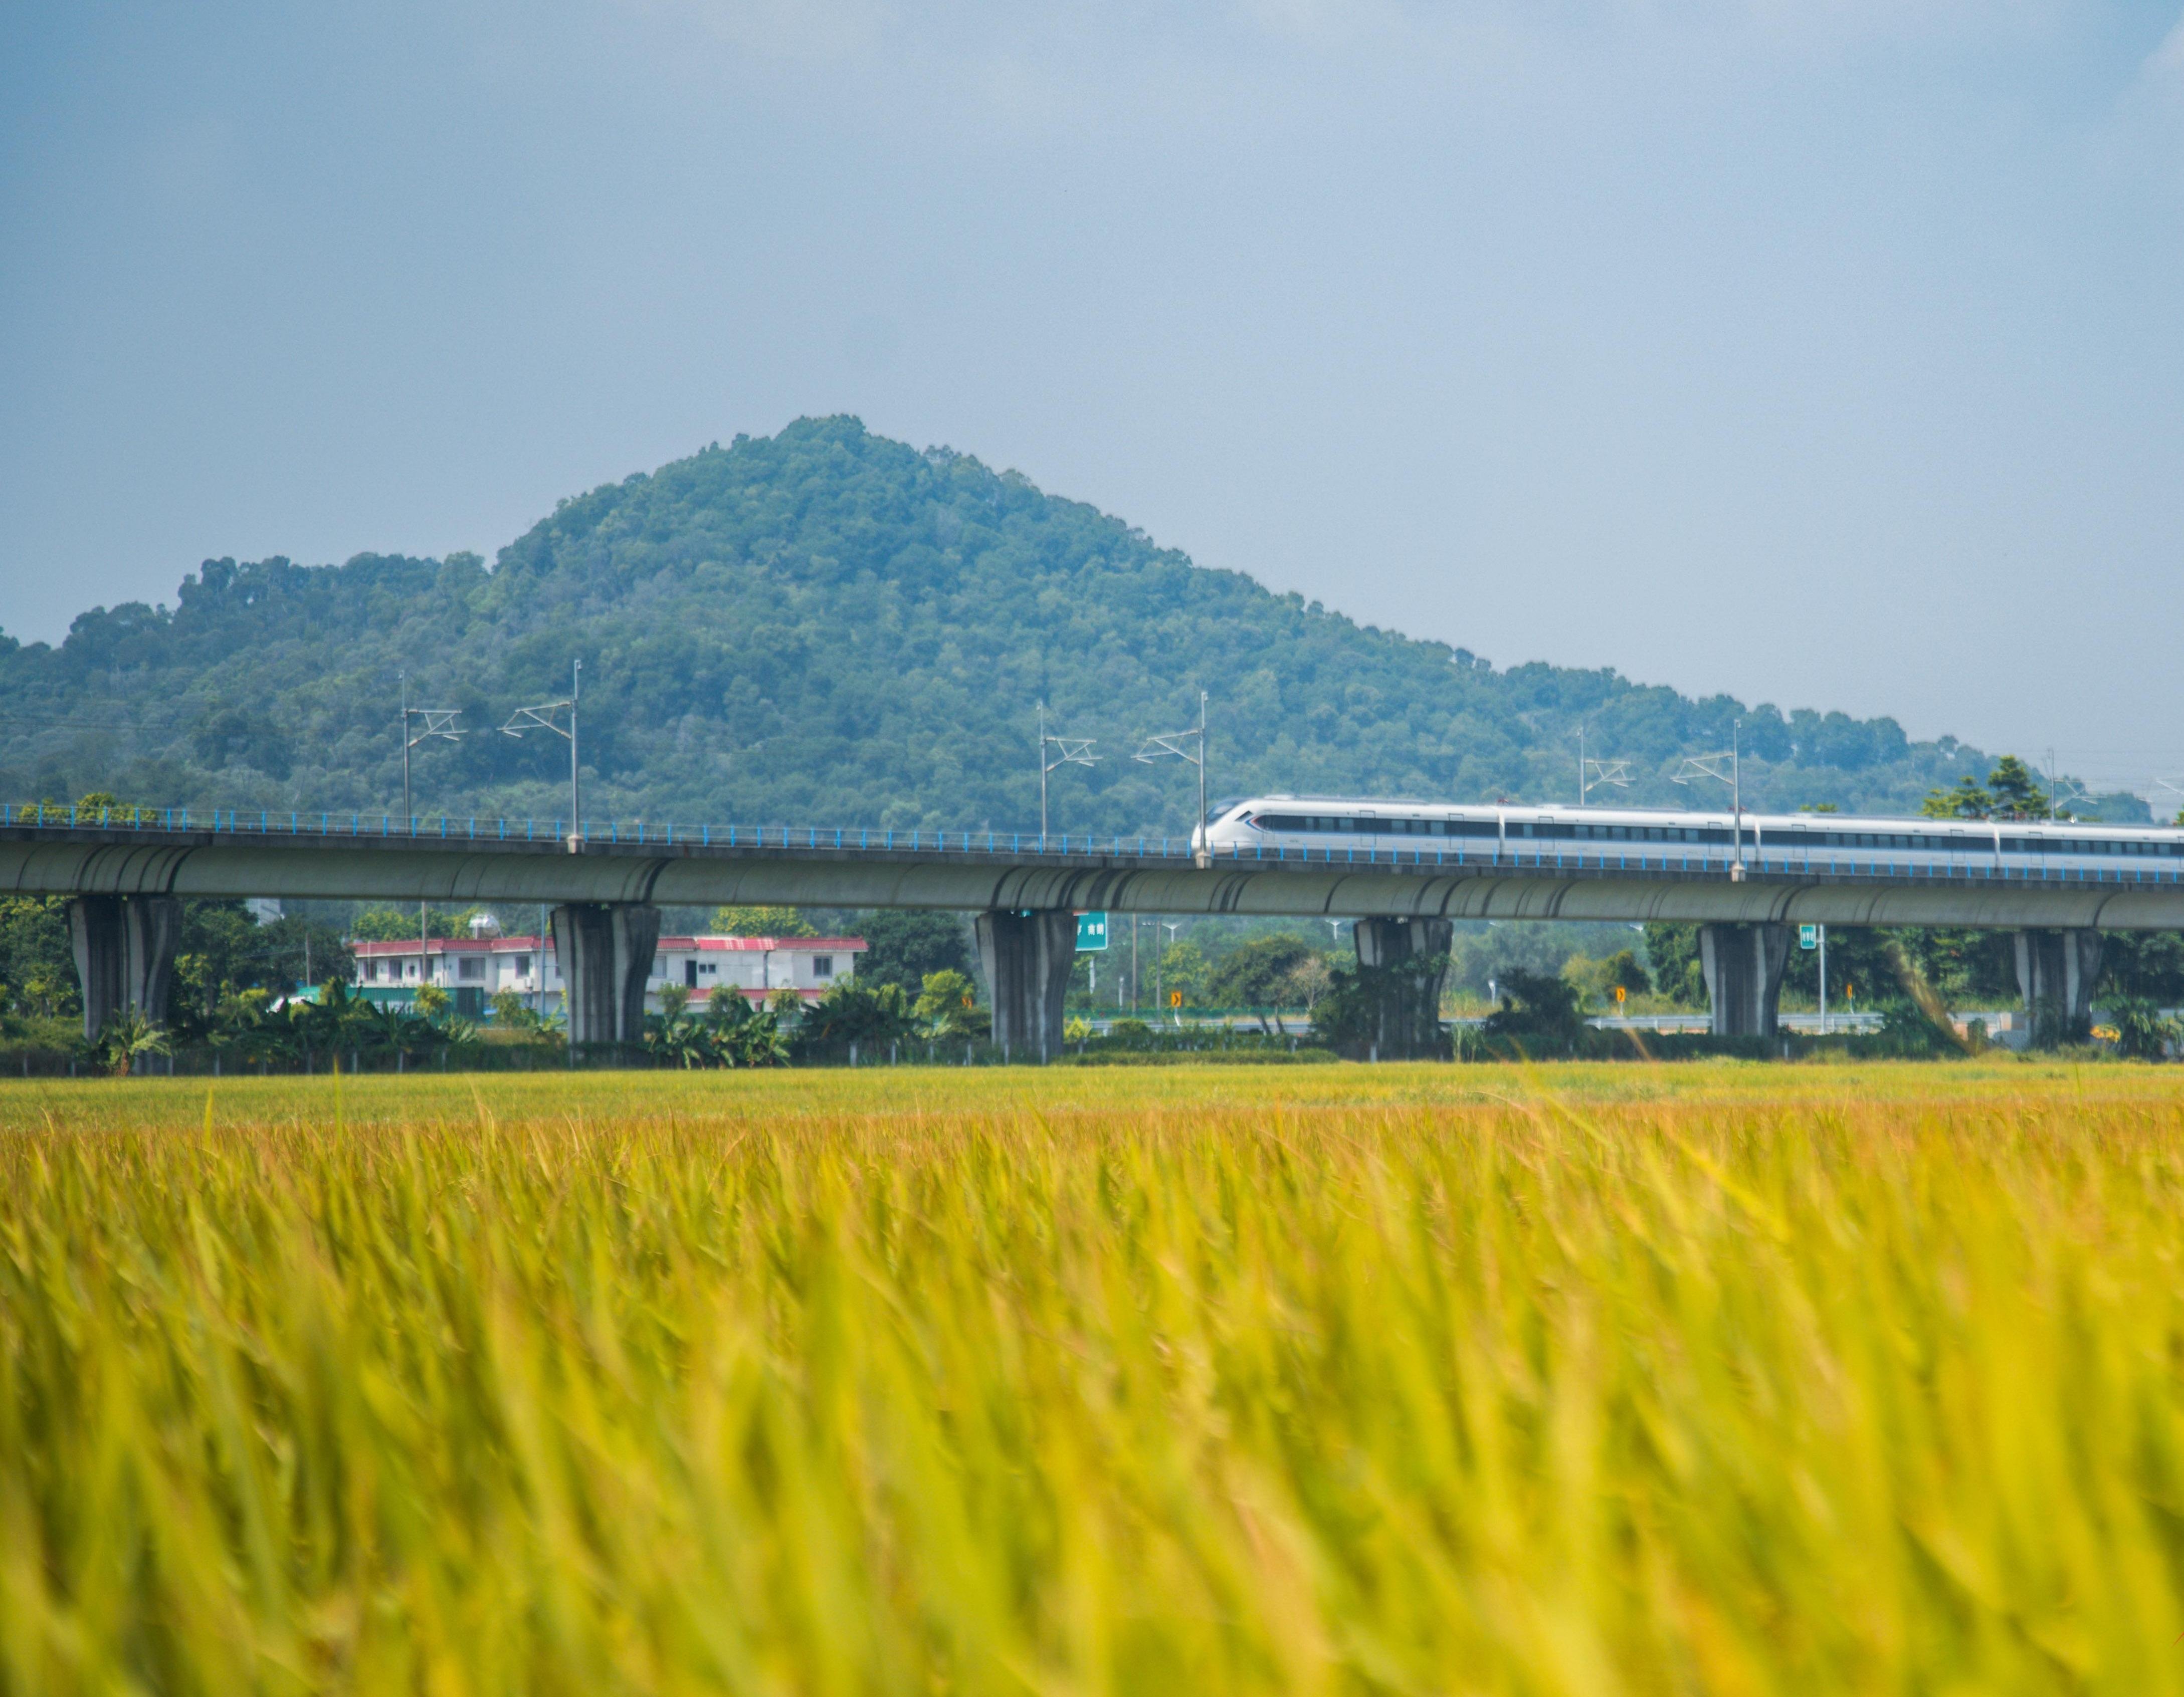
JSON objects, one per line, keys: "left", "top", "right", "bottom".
{"left": 501, "top": 659, "right": 583, "bottom": 851}
{"left": 1036, "top": 702, "right": 1097, "bottom": 843}
{"left": 1135, "top": 690, "right": 1211, "bottom": 868}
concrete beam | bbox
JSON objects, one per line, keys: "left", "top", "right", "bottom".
{"left": 66, "top": 895, "right": 181, "bottom": 1040}
{"left": 1699, "top": 922, "right": 1793, "bottom": 1038}
{"left": 2015, "top": 928, "right": 2102, "bottom": 1047}
{"left": 12, "top": 827, "right": 2184, "bottom": 929}
{"left": 1352, "top": 916, "right": 1454, "bottom": 1059}
{"left": 550, "top": 903, "right": 660, "bottom": 1048}
{"left": 974, "top": 909, "right": 1076, "bottom": 1063}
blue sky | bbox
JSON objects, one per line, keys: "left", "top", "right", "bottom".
{"left": 4, "top": 2, "right": 2181, "bottom": 794}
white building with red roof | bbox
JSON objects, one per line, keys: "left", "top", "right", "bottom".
{"left": 350, "top": 926, "right": 865, "bottom": 1019}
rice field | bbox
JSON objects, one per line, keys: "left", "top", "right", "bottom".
{"left": 6, "top": 1059, "right": 2184, "bottom": 1693}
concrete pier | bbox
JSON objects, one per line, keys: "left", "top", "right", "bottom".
{"left": 1353, "top": 916, "right": 1454, "bottom": 1058}
{"left": 1699, "top": 922, "right": 1793, "bottom": 1038}
{"left": 975, "top": 909, "right": 1077, "bottom": 1062}
{"left": 550, "top": 902, "right": 661, "bottom": 1048}
{"left": 2015, "top": 928, "right": 2102, "bottom": 1046}
{"left": 66, "top": 895, "right": 182, "bottom": 1040}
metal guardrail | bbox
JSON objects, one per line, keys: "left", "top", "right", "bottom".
{"left": 1586, "top": 1012, "right": 1887, "bottom": 1033}
{"left": 9, "top": 801, "right": 2184, "bottom": 887}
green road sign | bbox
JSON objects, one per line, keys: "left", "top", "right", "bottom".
{"left": 1076, "top": 912, "right": 1108, "bottom": 951}
{"left": 1799, "top": 924, "right": 1818, "bottom": 950}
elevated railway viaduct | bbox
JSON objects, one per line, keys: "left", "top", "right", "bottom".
{"left": 7, "top": 809, "right": 2174, "bottom": 1057}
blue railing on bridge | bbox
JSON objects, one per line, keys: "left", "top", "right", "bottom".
{"left": 6, "top": 801, "right": 2179, "bottom": 888}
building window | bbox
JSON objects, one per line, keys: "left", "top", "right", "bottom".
{"left": 459, "top": 957, "right": 485, "bottom": 982}
{"left": 514, "top": 954, "right": 531, "bottom": 977}
{"left": 405, "top": 961, "right": 418, "bottom": 981}
{"left": 813, "top": 955, "right": 834, "bottom": 978}
{"left": 699, "top": 962, "right": 715, "bottom": 976}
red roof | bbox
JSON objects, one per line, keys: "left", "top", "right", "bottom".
{"left": 350, "top": 933, "right": 867, "bottom": 954}
{"left": 675, "top": 936, "right": 867, "bottom": 952}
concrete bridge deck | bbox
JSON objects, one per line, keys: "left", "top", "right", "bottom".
{"left": 7, "top": 804, "right": 2168, "bottom": 1055}
{"left": 7, "top": 805, "right": 2184, "bottom": 929}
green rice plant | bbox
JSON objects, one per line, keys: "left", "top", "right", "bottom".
{"left": 4, "top": 1062, "right": 2184, "bottom": 1692}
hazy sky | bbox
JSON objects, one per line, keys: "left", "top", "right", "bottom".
{"left": 5, "top": 2, "right": 2181, "bottom": 793}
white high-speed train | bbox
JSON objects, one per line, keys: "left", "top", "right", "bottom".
{"left": 1192, "top": 795, "right": 2184, "bottom": 874}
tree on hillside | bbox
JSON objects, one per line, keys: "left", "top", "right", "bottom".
{"left": 1921, "top": 755, "right": 2051, "bottom": 822}
{"left": 1922, "top": 776, "right": 1994, "bottom": 819}
{"left": 0, "top": 417, "right": 2055, "bottom": 832}
{"left": 1988, "top": 755, "right": 2050, "bottom": 819}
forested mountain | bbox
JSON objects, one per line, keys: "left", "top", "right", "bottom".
{"left": 0, "top": 416, "right": 2135, "bottom": 831}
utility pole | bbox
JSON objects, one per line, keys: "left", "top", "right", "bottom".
{"left": 1135, "top": 690, "right": 1211, "bottom": 868}
{"left": 1197, "top": 692, "right": 1208, "bottom": 862}
{"left": 399, "top": 673, "right": 463, "bottom": 992}
{"left": 1160, "top": 920, "right": 1182, "bottom": 1024}
{"left": 1818, "top": 923, "right": 1828, "bottom": 1036}
{"left": 502, "top": 660, "right": 583, "bottom": 851}
{"left": 399, "top": 673, "right": 464, "bottom": 828}
{"left": 1671, "top": 720, "right": 1744, "bottom": 879}
{"left": 1575, "top": 727, "right": 1630, "bottom": 810}
{"left": 1036, "top": 702, "right": 1097, "bottom": 842}
{"left": 1733, "top": 718, "right": 1742, "bottom": 871}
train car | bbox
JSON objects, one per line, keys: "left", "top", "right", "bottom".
{"left": 1193, "top": 795, "right": 2184, "bottom": 874}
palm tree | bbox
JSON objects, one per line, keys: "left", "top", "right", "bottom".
{"left": 93, "top": 1011, "right": 170, "bottom": 1078}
